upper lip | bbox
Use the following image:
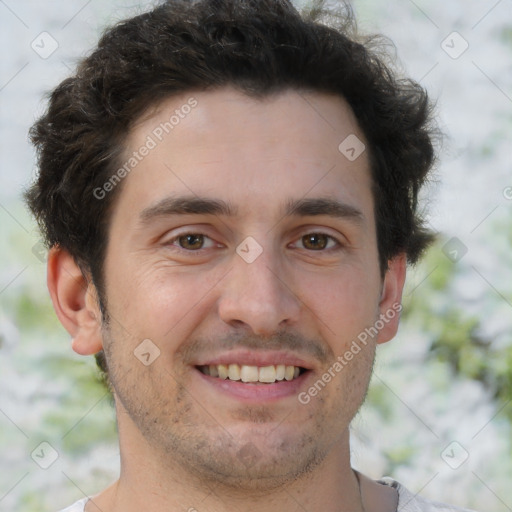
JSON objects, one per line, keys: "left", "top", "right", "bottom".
{"left": 194, "top": 350, "right": 316, "bottom": 371}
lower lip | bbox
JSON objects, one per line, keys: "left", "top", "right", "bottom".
{"left": 194, "top": 368, "right": 311, "bottom": 403}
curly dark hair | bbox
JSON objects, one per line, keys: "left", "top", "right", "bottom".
{"left": 25, "top": 0, "right": 436, "bottom": 376}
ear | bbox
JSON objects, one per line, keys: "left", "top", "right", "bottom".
{"left": 376, "top": 253, "right": 406, "bottom": 345}
{"left": 47, "top": 247, "right": 104, "bottom": 356}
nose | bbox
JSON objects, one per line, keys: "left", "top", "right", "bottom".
{"left": 217, "top": 245, "right": 301, "bottom": 337}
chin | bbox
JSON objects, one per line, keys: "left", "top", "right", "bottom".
{"left": 171, "top": 427, "right": 329, "bottom": 493}
{"left": 195, "top": 451, "right": 325, "bottom": 493}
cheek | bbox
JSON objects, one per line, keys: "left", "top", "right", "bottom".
{"left": 106, "top": 262, "right": 223, "bottom": 343}
{"left": 298, "top": 267, "right": 381, "bottom": 339}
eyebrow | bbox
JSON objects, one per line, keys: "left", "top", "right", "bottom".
{"left": 139, "top": 196, "right": 237, "bottom": 223}
{"left": 283, "top": 197, "right": 364, "bottom": 223}
{"left": 138, "top": 195, "right": 364, "bottom": 225}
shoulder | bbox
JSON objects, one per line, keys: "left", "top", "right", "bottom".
{"left": 378, "top": 477, "right": 479, "bottom": 512}
{"left": 57, "top": 498, "right": 89, "bottom": 512}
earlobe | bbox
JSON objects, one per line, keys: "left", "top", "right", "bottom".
{"left": 47, "top": 247, "right": 104, "bottom": 356}
{"left": 376, "top": 253, "right": 407, "bottom": 345}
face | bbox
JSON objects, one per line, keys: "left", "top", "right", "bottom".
{"left": 98, "top": 88, "right": 403, "bottom": 490}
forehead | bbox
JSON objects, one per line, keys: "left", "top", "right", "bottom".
{"left": 115, "top": 87, "right": 373, "bottom": 223}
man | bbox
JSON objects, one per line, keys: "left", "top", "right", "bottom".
{"left": 25, "top": 0, "right": 477, "bottom": 511}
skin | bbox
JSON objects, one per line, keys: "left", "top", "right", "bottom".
{"left": 48, "top": 88, "right": 405, "bottom": 512}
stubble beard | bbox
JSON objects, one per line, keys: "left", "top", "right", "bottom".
{"left": 101, "top": 322, "right": 376, "bottom": 494}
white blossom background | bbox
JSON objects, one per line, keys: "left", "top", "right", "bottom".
{"left": 0, "top": 1, "right": 511, "bottom": 511}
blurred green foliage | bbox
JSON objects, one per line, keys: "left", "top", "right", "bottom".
{"left": 402, "top": 232, "right": 512, "bottom": 420}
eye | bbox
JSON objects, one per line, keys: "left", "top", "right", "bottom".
{"left": 296, "top": 233, "right": 340, "bottom": 251}
{"left": 169, "top": 233, "right": 217, "bottom": 251}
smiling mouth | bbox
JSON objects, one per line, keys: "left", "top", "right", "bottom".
{"left": 196, "top": 364, "right": 308, "bottom": 384}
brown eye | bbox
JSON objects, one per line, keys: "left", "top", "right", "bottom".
{"left": 301, "top": 233, "right": 331, "bottom": 250}
{"left": 178, "top": 234, "right": 204, "bottom": 250}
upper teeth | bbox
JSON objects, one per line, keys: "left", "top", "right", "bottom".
{"left": 199, "top": 364, "right": 301, "bottom": 383}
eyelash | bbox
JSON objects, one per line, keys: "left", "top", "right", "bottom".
{"left": 167, "top": 233, "right": 219, "bottom": 253}
{"left": 165, "top": 232, "right": 342, "bottom": 253}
